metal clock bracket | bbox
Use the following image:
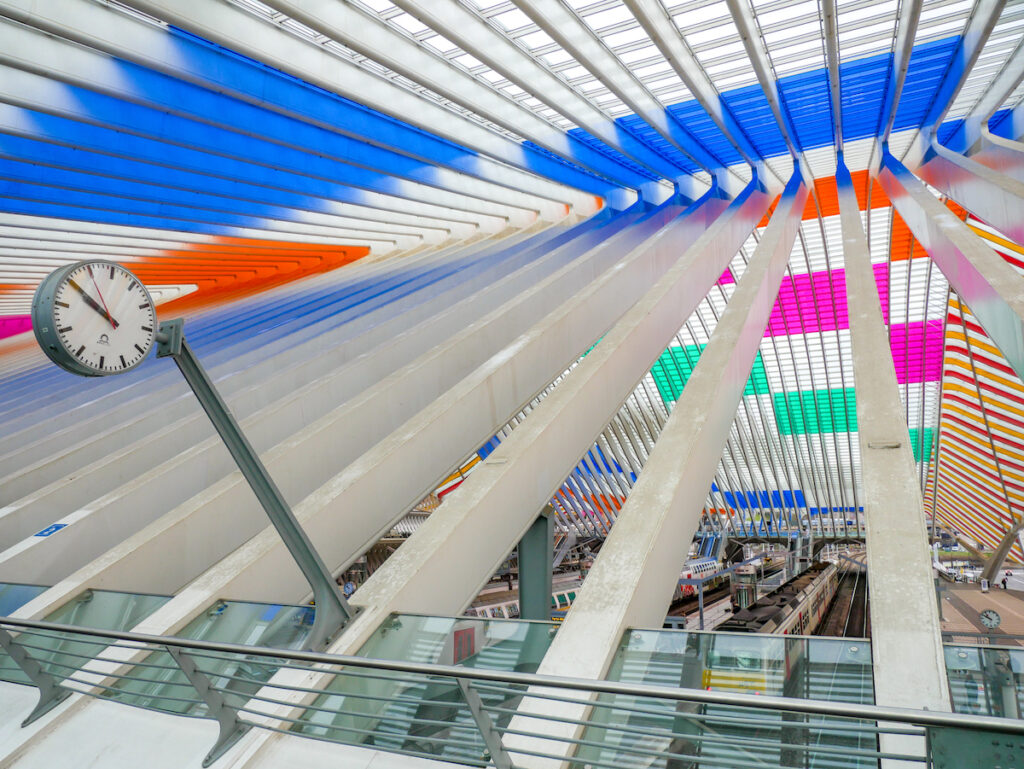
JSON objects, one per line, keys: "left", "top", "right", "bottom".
{"left": 153, "top": 318, "right": 357, "bottom": 650}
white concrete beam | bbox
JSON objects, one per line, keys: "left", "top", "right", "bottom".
{"left": 915, "top": 138, "right": 1024, "bottom": 249}
{"left": 0, "top": 216, "right": 633, "bottom": 583}
{"left": 0, "top": 196, "right": 732, "bottom": 765}
{"left": 877, "top": 152, "right": 1024, "bottom": 384}
{"left": 382, "top": 0, "right": 691, "bottom": 195}
{"left": 970, "top": 135, "right": 1024, "bottom": 187}
{"left": 838, "top": 158, "right": 950, "bottom": 712}
{"left": 0, "top": 0, "right": 628, "bottom": 207}
{"left": 501, "top": 173, "right": 806, "bottom": 768}
{"left": 197, "top": 183, "right": 768, "bottom": 768}
{"left": 623, "top": 0, "right": 768, "bottom": 186}
{"left": 512, "top": 0, "right": 719, "bottom": 175}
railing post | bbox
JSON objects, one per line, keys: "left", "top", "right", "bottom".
{"left": 0, "top": 626, "right": 72, "bottom": 726}
{"left": 165, "top": 645, "right": 251, "bottom": 767}
{"left": 455, "top": 677, "right": 513, "bottom": 769}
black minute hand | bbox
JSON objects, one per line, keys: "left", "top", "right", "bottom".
{"left": 67, "top": 278, "right": 120, "bottom": 328}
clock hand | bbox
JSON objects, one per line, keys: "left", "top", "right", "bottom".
{"left": 86, "top": 264, "right": 119, "bottom": 329}
{"left": 67, "top": 278, "right": 120, "bottom": 329}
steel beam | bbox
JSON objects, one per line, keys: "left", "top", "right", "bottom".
{"left": 822, "top": 0, "right": 843, "bottom": 155}
{"left": 964, "top": 45, "right": 1024, "bottom": 188}
{"left": 0, "top": 65, "right": 531, "bottom": 228}
{"left": 517, "top": 506, "right": 554, "bottom": 622}
{"left": 902, "top": 0, "right": 1004, "bottom": 169}
{"left": 513, "top": 0, "right": 723, "bottom": 176}
{"left": 0, "top": 20, "right": 570, "bottom": 222}
{"left": 724, "top": 0, "right": 813, "bottom": 185}
{"left": 70, "top": 0, "right": 637, "bottom": 205}
{"left": 0, "top": 0, "right": 602, "bottom": 210}
{"left": 950, "top": 39, "right": 1024, "bottom": 153}
{"left": 220, "top": 0, "right": 675, "bottom": 194}
{"left": 877, "top": 152, "right": 1024, "bottom": 384}
{"left": 970, "top": 134, "right": 1024, "bottom": 187}
{"left": 503, "top": 172, "right": 806, "bottom": 767}
{"left": 878, "top": 0, "right": 922, "bottom": 144}
{"left": 837, "top": 157, "right": 950, "bottom": 713}
{"left": 156, "top": 323, "right": 354, "bottom": 651}
{"left": 383, "top": 0, "right": 693, "bottom": 196}
{"left": 624, "top": 0, "right": 767, "bottom": 183}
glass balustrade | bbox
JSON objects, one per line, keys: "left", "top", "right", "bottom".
{"left": 0, "top": 588, "right": 169, "bottom": 686}
{"left": 576, "top": 628, "right": 875, "bottom": 769}
{"left": 105, "top": 599, "right": 316, "bottom": 715}
{"left": 0, "top": 581, "right": 47, "bottom": 616}
{"left": 945, "top": 644, "right": 1024, "bottom": 719}
{"left": 293, "top": 613, "right": 558, "bottom": 765}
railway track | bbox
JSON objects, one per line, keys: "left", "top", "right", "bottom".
{"left": 817, "top": 560, "right": 870, "bottom": 637}
{"left": 666, "top": 584, "right": 732, "bottom": 617}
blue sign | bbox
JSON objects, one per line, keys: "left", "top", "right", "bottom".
{"left": 34, "top": 523, "right": 68, "bottom": 537}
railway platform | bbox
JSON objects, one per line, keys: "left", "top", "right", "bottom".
{"left": 940, "top": 581, "right": 1024, "bottom": 647}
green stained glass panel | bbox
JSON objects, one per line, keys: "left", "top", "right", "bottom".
{"left": 909, "top": 427, "right": 935, "bottom": 462}
{"left": 774, "top": 388, "right": 857, "bottom": 435}
{"left": 651, "top": 344, "right": 769, "bottom": 405}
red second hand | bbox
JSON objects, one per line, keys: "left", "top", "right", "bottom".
{"left": 87, "top": 265, "right": 119, "bottom": 329}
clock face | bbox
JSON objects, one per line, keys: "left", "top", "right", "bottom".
{"left": 980, "top": 609, "right": 1001, "bottom": 629}
{"left": 32, "top": 261, "right": 156, "bottom": 377}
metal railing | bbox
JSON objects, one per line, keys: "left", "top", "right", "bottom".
{"left": 943, "top": 630, "right": 1024, "bottom": 646}
{"left": 1, "top": 615, "right": 1023, "bottom": 768}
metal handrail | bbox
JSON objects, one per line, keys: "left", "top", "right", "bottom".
{"left": 2, "top": 614, "right": 1023, "bottom": 735}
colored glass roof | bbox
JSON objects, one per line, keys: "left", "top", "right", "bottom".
{"left": 0, "top": 0, "right": 1022, "bottom": 562}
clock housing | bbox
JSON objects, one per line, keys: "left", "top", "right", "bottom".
{"left": 32, "top": 260, "right": 157, "bottom": 377}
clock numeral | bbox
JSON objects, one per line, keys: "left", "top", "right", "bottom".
{"left": 134, "top": 343, "right": 145, "bottom": 354}
{"left": 76, "top": 345, "right": 85, "bottom": 356}
{"left": 129, "top": 281, "right": 138, "bottom": 293}
{"left": 98, "top": 356, "right": 105, "bottom": 369}
{"left": 57, "top": 326, "right": 71, "bottom": 333}
{"left": 109, "top": 265, "right": 115, "bottom": 280}
{"left": 138, "top": 303, "right": 148, "bottom": 309}
{"left": 141, "top": 326, "right": 152, "bottom": 333}
{"left": 119, "top": 355, "right": 127, "bottom": 368}
{"left": 55, "top": 301, "right": 69, "bottom": 309}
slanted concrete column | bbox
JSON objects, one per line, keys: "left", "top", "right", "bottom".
{"left": 877, "top": 152, "right": 1024, "bottom": 384}
{"left": 518, "top": 505, "right": 554, "bottom": 621}
{"left": 981, "top": 520, "right": 1024, "bottom": 583}
{"left": 838, "top": 158, "right": 950, "bottom": 713}
{"left": 172, "top": 182, "right": 770, "bottom": 769}
{"left": 914, "top": 139, "right": 1024, "bottom": 250}
{"left": 503, "top": 172, "right": 807, "bottom": 768}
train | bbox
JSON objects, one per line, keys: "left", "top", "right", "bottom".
{"left": 732, "top": 553, "right": 785, "bottom": 577}
{"left": 464, "top": 587, "right": 579, "bottom": 620}
{"left": 671, "top": 557, "right": 726, "bottom": 602}
{"left": 716, "top": 561, "right": 839, "bottom": 634}
{"left": 468, "top": 557, "right": 726, "bottom": 620}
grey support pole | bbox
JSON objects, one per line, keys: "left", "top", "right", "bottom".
{"left": 518, "top": 505, "right": 554, "bottom": 622}
{"left": 697, "top": 583, "right": 705, "bottom": 630}
{"left": 156, "top": 320, "right": 354, "bottom": 650}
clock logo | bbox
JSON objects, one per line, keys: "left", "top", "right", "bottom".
{"left": 32, "top": 260, "right": 157, "bottom": 377}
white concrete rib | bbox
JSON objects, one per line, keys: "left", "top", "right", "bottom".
{"left": 0, "top": 214, "right": 637, "bottom": 582}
